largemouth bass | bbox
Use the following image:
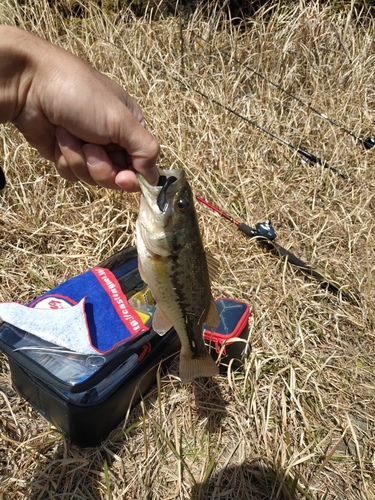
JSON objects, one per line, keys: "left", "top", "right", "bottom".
{"left": 136, "top": 169, "right": 220, "bottom": 383}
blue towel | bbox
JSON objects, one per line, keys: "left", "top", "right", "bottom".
{"left": 0, "top": 267, "right": 149, "bottom": 355}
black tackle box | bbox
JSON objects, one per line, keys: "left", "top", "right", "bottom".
{"left": 0, "top": 247, "right": 251, "bottom": 447}
{"left": 0, "top": 247, "right": 180, "bottom": 447}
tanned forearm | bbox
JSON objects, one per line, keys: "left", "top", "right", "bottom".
{"left": 0, "top": 25, "right": 36, "bottom": 123}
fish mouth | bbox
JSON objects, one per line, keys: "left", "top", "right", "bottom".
{"left": 156, "top": 175, "right": 178, "bottom": 213}
{"left": 137, "top": 169, "right": 185, "bottom": 214}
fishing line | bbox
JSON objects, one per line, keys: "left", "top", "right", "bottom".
{"left": 190, "top": 32, "right": 375, "bottom": 151}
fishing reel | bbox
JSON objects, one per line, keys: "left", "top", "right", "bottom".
{"left": 254, "top": 220, "right": 277, "bottom": 241}
{"left": 0, "top": 166, "right": 5, "bottom": 190}
{"left": 363, "top": 137, "right": 375, "bottom": 150}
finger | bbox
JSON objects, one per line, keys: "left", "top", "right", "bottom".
{"left": 82, "top": 144, "right": 122, "bottom": 190}
{"left": 116, "top": 114, "right": 160, "bottom": 185}
{"left": 54, "top": 140, "right": 80, "bottom": 182}
{"left": 103, "top": 146, "right": 129, "bottom": 169}
{"left": 120, "top": 91, "right": 144, "bottom": 124}
{"left": 56, "top": 126, "right": 97, "bottom": 186}
{"left": 114, "top": 169, "right": 141, "bottom": 192}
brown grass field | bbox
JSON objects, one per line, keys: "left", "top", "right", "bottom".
{"left": 1, "top": 1, "right": 375, "bottom": 498}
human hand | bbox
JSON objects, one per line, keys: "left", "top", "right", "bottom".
{"left": 0, "top": 26, "right": 159, "bottom": 191}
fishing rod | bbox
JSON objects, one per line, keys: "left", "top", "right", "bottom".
{"left": 197, "top": 196, "right": 359, "bottom": 305}
{"left": 195, "top": 86, "right": 355, "bottom": 183}
{"left": 105, "top": 37, "right": 354, "bottom": 183}
{"left": 191, "top": 85, "right": 355, "bottom": 182}
{"left": 191, "top": 32, "right": 375, "bottom": 151}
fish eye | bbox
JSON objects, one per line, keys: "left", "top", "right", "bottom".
{"left": 175, "top": 198, "right": 189, "bottom": 212}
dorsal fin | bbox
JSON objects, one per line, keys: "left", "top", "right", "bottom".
{"left": 205, "top": 297, "right": 220, "bottom": 332}
{"left": 205, "top": 252, "right": 220, "bottom": 282}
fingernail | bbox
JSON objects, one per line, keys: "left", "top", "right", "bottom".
{"left": 86, "top": 156, "right": 103, "bottom": 167}
{"left": 83, "top": 145, "right": 104, "bottom": 167}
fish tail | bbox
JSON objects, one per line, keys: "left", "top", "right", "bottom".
{"left": 179, "top": 348, "right": 219, "bottom": 383}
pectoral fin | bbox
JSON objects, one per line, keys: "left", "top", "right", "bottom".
{"left": 205, "top": 297, "right": 220, "bottom": 332}
{"left": 152, "top": 307, "right": 173, "bottom": 336}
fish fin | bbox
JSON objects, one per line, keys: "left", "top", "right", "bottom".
{"left": 205, "top": 297, "right": 221, "bottom": 332}
{"left": 205, "top": 252, "right": 220, "bottom": 282}
{"left": 179, "top": 349, "right": 219, "bottom": 383}
{"left": 152, "top": 307, "right": 173, "bottom": 336}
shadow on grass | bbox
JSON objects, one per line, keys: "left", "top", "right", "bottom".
{"left": 191, "top": 376, "right": 229, "bottom": 433}
{"left": 190, "top": 459, "right": 308, "bottom": 500}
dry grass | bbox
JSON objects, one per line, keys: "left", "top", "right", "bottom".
{"left": 1, "top": 0, "right": 375, "bottom": 498}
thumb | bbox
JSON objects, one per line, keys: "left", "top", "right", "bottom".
{"left": 119, "top": 114, "right": 160, "bottom": 185}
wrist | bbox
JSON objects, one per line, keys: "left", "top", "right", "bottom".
{"left": 0, "top": 25, "right": 36, "bottom": 123}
